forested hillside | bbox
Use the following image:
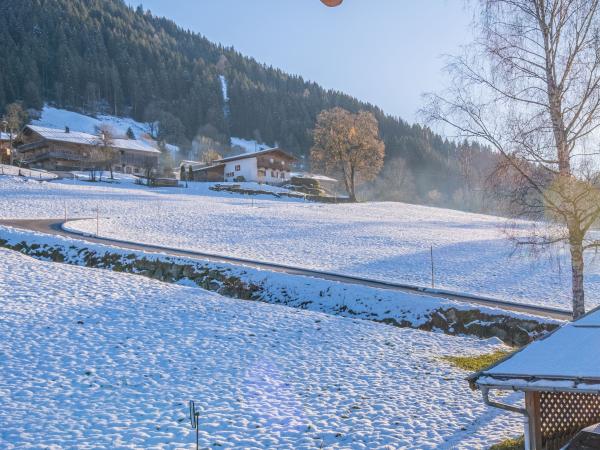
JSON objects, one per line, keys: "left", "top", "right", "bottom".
{"left": 0, "top": 0, "right": 491, "bottom": 208}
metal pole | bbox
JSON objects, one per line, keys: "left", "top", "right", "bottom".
{"left": 430, "top": 245, "right": 435, "bottom": 288}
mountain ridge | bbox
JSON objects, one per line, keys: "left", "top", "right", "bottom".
{"left": 0, "top": 0, "right": 485, "bottom": 205}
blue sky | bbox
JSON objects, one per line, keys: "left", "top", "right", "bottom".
{"left": 125, "top": 1, "right": 474, "bottom": 123}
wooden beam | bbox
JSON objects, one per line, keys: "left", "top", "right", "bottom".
{"left": 525, "top": 391, "right": 543, "bottom": 450}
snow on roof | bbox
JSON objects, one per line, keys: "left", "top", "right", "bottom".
{"left": 190, "top": 163, "right": 225, "bottom": 172}
{"left": 216, "top": 147, "right": 297, "bottom": 163}
{"left": 230, "top": 136, "right": 270, "bottom": 154}
{"left": 0, "top": 132, "right": 11, "bottom": 141}
{"left": 471, "top": 307, "right": 600, "bottom": 392}
{"left": 290, "top": 172, "right": 338, "bottom": 183}
{"left": 111, "top": 138, "right": 160, "bottom": 154}
{"left": 25, "top": 125, "right": 160, "bottom": 154}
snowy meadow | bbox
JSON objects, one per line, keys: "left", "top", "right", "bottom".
{"left": 0, "top": 248, "right": 518, "bottom": 449}
{"left": 0, "top": 175, "right": 597, "bottom": 310}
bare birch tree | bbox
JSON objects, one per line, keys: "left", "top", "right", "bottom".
{"left": 424, "top": 0, "right": 600, "bottom": 319}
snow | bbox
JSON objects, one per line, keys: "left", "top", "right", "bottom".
{"left": 231, "top": 137, "right": 270, "bottom": 154}
{"left": 0, "top": 224, "right": 555, "bottom": 332}
{"left": 219, "top": 75, "right": 229, "bottom": 103}
{"left": 25, "top": 124, "right": 160, "bottom": 154}
{"left": 0, "top": 164, "right": 58, "bottom": 180}
{"left": 0, "top": 247, "right": 521, "bottom": 448}
{"left": 0, "top": 175, "right": 594, "bottom": 311}
{"left": 33, "top": 105, "right": 152, "bottom": 139}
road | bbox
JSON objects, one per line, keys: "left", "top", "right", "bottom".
{"left": 0, "top": 218, "right": 572, "bottom": 321}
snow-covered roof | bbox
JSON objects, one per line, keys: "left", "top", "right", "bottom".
{"left": 290, "top": 172, "right": 338, "bottom": 183}
{"left": 111, "top": 138, "right": 160, "bottom": 154}
{"left": 471, "top": 308, "right": 600, "bottom": 393}
{"left": 190, "top": 163, "right": 225, "bottom": 172}
{"left": 0, "top": 132, "right": 11, "bottom": 141}
{"left": 216, "top": 148, "right": 297, "bottom": 163}
{"left": 25, "top": 125, "right": 160, "bottom": 155}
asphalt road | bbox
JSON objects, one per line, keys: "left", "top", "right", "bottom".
{"left": 0, "top": 218, "right": 573, "bottom": 321}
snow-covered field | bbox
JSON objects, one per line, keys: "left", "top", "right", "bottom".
{"left": 0, "top": 164, "right": 58, "bottom": 181}
{"left": 0, "top": 175, "right": 593, "bottom": 310}
{"left": 0, "top": 248, "right": 519, "bottom": 449}
{"left": 33, "top": 105, "right": 153, "bottom": 138}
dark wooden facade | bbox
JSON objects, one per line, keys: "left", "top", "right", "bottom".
{"left": 17, "top": 126, "right": 159, "bottom": 174}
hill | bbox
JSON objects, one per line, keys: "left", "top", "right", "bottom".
{"left": 0, "top": 0, "right": 489, "bottom": 207}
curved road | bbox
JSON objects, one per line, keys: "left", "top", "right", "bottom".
{"left": 0, "top": 218, "right": 572, "bottom": 320}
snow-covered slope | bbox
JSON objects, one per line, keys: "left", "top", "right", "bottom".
{"left": 0, "top": 248, "right": 518, "bottom": 449}
{"left": 33, "top": 105, "right": 270, "bottom": 156}
{"left": 33, "top": 105, "right": 152, "bottom": 138}
{"left": 0, "top": 175, "right": 591, "bottom": 310}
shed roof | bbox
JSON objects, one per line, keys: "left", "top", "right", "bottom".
{"left": 24, "top": 125, "right": 160, "bottom": 154}
{"left": 470, "top": 307, "right": 600, "bottom": 393}
{"left": 190, "top": 163, "right": 225, "bottom": 172}
{"left": 290, "top": 172, "right": 338, "bottom": 183}
{"left": 216, "top": 147, "right": 297, "bottom": 163}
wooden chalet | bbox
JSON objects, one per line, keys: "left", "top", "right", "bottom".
{"left": 188, "top": 148, "right": 297, "bottom": 184}
{"left": 17, "top": 125, "right": 160, "bottom": 174}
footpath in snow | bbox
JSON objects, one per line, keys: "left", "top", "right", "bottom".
{"left": 0, "top": 248, "right": 520, "bottom": 449}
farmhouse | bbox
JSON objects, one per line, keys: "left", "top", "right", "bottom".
{"left": 189, "top": 148, "right": 297, "bottom": 184}
{"left": 469, "top": 309, "right": 600, "bottom": 449}
{"left": 16, "top": 125, "right": 160, "bottom": 174}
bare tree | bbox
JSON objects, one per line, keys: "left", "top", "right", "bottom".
{"left": 311, "top": 107, "right": 385, "bottom": 202}
{"left": 200, "top": 149, "right": 222, "bottom": 164}
{"left": 424, "top": 0, "right": 600, "bottom": 319}
{"left": 94, "top": 124, "right": 117, "bottom": 180}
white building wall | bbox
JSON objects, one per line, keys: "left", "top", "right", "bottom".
{"left": 260, "top": 167, "right": 290, "bottom": 184}
{"left": 224, "top": 157, "right": 257, "bottom": 182}
{"left": 223, "top": 155, "right": 292, "bottom": 184}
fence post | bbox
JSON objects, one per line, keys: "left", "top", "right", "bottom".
{"left": 430, "top": 245, "right": 435, "bottom": 288}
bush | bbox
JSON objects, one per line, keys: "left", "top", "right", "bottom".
{"left": 489, "top": 436, "right": 524, "bottom": 450}
{"left": 234, "top": 175, "right": 246, "bottom": 182}
{"left": 441, "top": 349, "right": 512, "bottom": 372}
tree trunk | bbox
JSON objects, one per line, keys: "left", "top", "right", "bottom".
{"left": 570, "top": 237, "right": 586, "bottom": 320}
{"left": 348, "top": 165, "right": 356, "bottom": 202}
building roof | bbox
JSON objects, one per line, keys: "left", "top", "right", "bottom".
{"left": 290, "top": 172, "right": 338, "bottom": 183}
{"left": 0, "top": 132, "right": 11, "bottom": 141}
{"left": 470, "top": 308, "right": 600, "bottom": 393}
{"left": 24, "top": 125, "right": 160, "bottom": 155}
{"left": 190, "top": 163, "right": 225, "bottom": 172}
{"left": 215, "top": 147, "right": 297, "bottom": 163}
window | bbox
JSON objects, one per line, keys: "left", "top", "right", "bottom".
{"left": 235, "top": 165, "right": 241, "bottom": 171}
{"left": 271, "top": 171, "right": 275, "bottom": 177}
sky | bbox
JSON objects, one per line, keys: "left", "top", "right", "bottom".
{"left": 125, "top": 1, "right": 474, "bottom": 124}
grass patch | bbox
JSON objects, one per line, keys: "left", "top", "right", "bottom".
{"left": 442, "top": 349, "right": 512, "bottom": 372}
{"left": 489, "top": 436, "right": 524, "bottom": 450}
